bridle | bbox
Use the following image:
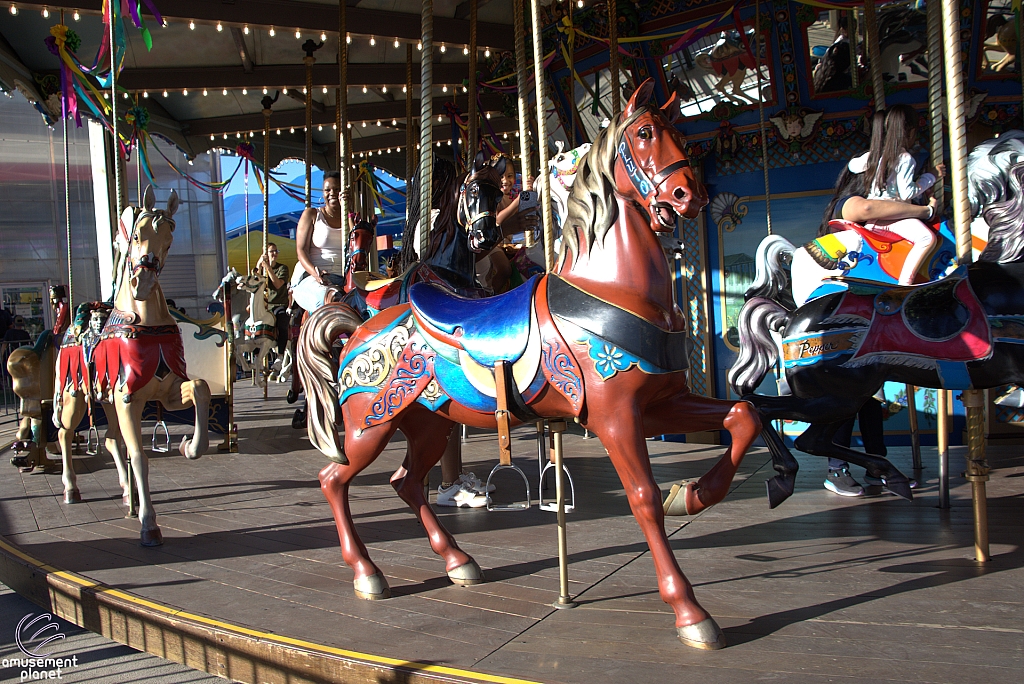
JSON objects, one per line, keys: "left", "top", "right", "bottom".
{"left": 458, "top": 178, "right": 498, "bottom": 229}
{"left": 617, "top": 124, "right": 690, "bottom": 202}
{"left": 125, "top": 209, "right": 175, "bottom": 277}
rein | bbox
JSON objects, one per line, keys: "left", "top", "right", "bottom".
{"left": 458, "top": 180, "right": 497, "bottom": 228}
{"left": 124, "top": 209, "right": 175, "bottom": 277}
{"left": 617, "top": 130, "right": 690, "bottom": 201}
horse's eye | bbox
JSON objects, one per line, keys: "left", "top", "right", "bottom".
{"left": 638, "top": 126, "right": 652, "bottom": 140}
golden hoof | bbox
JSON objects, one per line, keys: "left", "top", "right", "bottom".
{"left": 677, "top": 617, "right": 726, "bottom": 650}
{"left": 354, "top": 572, "right": 391, "bottom": 600}
{"left": 663, "top": 481, "right": 695, "bottom": 516}
{"left": 448, "top": 561, "right": 484, "bottom": 586}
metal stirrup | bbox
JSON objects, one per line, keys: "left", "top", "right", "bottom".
{"left": 487, "top": 360, "right": 531, "bottom": 511}
{"left": 86, "top": 426, "right": 100, "bottom": 456}
{"left": 485, "top": 462, "right": 531, "bottom": 511}
{"left": 539, "top": 462, "right": 576, "bottom": 513}
{"left": 151, "top": 421, "right": 170, "bottom": 453}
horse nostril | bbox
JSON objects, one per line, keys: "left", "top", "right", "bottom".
{"left": 673, "top": 187, "right": 686, "bottom": 200}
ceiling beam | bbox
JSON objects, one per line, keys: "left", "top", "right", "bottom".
{"left": 182, "top": 93, "right": 508, "bottom": 138}
{"left": 11, "top": 0, "right": 513, "bottom": 50}
{"left": 342, "top": 119, "right": 520, "bottom": 154}
{"left": 118, "top": 62, "right": 477, "bottom": 91}
{"left": 454, "top": 0, "right": 496, "bottom": 21}
{"left": 229, "top": 27, "right": 254, "bottom": 73}
{"left": 285, "top": 89, "right": 325, "bottom": 113}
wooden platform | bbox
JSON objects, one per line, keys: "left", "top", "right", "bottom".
{"left": 1, "top": 384, "right": 1021, "bottom": 683}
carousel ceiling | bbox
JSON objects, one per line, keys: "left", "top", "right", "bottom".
{"left": 0, "top": 0, "right": 528, "bottom": 176}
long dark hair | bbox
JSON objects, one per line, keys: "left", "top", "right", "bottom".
{"left": 867, "top": 104, "right": 918, "bottom": 196}
{"left": 400, "top": 156, "right": 462, "bottom": 271}
{"left": 818, "top": 166, "right": 866, "bottom": 236}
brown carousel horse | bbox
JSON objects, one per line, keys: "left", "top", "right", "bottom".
{"left": 54, "top": 187, "right": 211, "bottom": 546}
{"left": 298, "top": 81, "right": 761, "bottom": 649}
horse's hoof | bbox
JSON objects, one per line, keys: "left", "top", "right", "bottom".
{"left": 64, "top": 489, "right": 82, "bottom": 504}
{"left": 353, "top": 572, "right": 390, "bottom": 600}
{"left": 178, "top": 437, "right": 204, "bottom": 461}
{"left": 448, "top": 560, "right": 484, "bottom": 586}
{"left": 884, "top": 477, "right": 914, "bottom": 501}
{"left": 766, "top": 474, "right": 795, "bottom": 509}
{"left": 677, "top": 617, "right": 727, "bottom": 650}
{"left": 291, "top": 408, "right": 306, "bottom": 430}
{"left": 664, "top": 481, "right": 696, "bottom": 516}
{"left": 140, "top": 528, "right": 164, "bottom": 547}
{"left": 286, "top": 390, "right": 298, "bottom": 404}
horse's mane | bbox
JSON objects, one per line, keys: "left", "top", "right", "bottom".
{"left": 400, "top": 156, "right": 462, "bottom": 272}
{"left": 980, "top": 161, "right": 1024, "bottom": 263}
{"left": 560, "top": 106, "right": 647, "bottom": 264}
{"left": 967, "top": 130, "right": 1024, "bottom": 217}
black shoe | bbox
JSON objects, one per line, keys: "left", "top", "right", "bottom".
{"left": 286, "top": 389, "right": 298, "bottom": 404}
{"left": 291, "top": 407, "right": 306, "bottom": 430}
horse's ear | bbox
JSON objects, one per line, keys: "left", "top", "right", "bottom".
{"left": 661, "top": 91, "right": 682, "bottom": 124}
{"left": 166, "top": 190, "right": 180, "bottom": 220}
{"left": 143, "top": 185, "right": 156, "bottom": 212}
{"left": 473, "top": 149, "right": 488, "bottom": 174}
{"left": 624, "top": 78, "right": 655, "bottom": 118}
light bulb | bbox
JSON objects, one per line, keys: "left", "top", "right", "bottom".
{"left": 503, "top": 132, "right": 508, "bottom": 139}
{"left": 318, "top": 125, "right": 322, "bottom": 131}
{"left": 486, "top": 112, "right": 491, "bottom": 119}
{"left": 362, "top": 85, "right": 367, "bottom": 93}
{"left": 323, "top": 86, "right": 328, "bottom": 94}
{"left": 387, "top": 148, "right": 391, "bottom": 153}
{"left": 376, "top": 120, "right": 381, "bottom": 126}
{"left": 382, "top": 85, "right": 387, "bottom": 93}
{"left": 394, "top": 38, "right": 400, "bottom": 48}
{"left": 203, "top": 89, "right": 208, "bottom": 96}
{"left": 282, "top": 87, "right": 288, "bottom": 94}
{"left": 347, "top": 122, "right": 351, "bottom": 128}
{"left": 189, "top": 20, "right": 195, "bottom": 30}
{"left": 216, "top": 22, "right": 222, "bottom": 32}
{"left": 346, "top": 33, "right": 351, "bottom": 44}
{"left": 440, "top": 43, "right": 446, "bottom": 53}
{"left": 361, "top": 121, "right": 366, "bottom": 127}
{"left": 242, "top": 88, "right": 247, "bottom": 95}
{"left": 515, "top": 131, "right": 520, "bottom": 137}
{"left": 462, "top": 85, "right": 467, "bottom": 93}
{"left": 236, "top": 133, "right": 241, "bottom": 138}
{"left": 417, "top": 41, "right": 422, "bottom": 50}
{"left": 163, "top": 90, "right": 168, "bottom": 97}
{"left": 210, "top": 135, "right": 215, "bottom": 141}
{"left": 223, "top": 134, "right": 227, "bottom": 140}
{"left": 303, "top": 87, "right": 307, "bottom": 94}
{"left": 269, "top": 26, "right": 275, "bottom": 36}
{"left": 368, "top": 151, "right": 372, "bottom": 157}
{"left": 320, "top": 32, "right": 327, "bottom": 41}
{"left": 276, "top": 129, "right": 281, "bottom": 135}
{"left": 463, "top": 46, "right": 469, "bottom": 55}
{"left": 397, "top": 146, "right": 401, "bottom": 153}
{"left": 438, "top": 115, "right": 442, "bottom": 122}
{"left": 73, "top": 10, "right": 79, "bottom": 21}
{"left": 403, "top": 85, "right": 407, "bottom": 93}
{"left": 295, "top": 29, "right": 301, "bottom": 39}
{"left": 442, "top": 84, "right": 448, "bottom": 93}
{"left": 369, "top": 36, "right": 375, "bottom": 46}
{"left": 436, "top": 141, "right": 441, "bottom": 147}
{"left": 243, "top": 25, "right": 249, "bottom": 35}
{"left": 123, "top": 93, "right": 129, "bottom": 99}
{"left": 391, "top": 118, "right": 396, "bottom": 125}
{"left": 222, "top": 89, "right": 228, "bottom": 96}
{"left": 578, "top": 0, "right": 584, "bottom": 7}
{"left": 42, "top": 7, "right": 48, "bottom": 18}
{"left": 9, "top": 4, "right": 16, "bottom": 16}
{"left": 333, "top": 123, "right": 337, "bottom": 130}
{"left": 290, "top": 127, "right": 295, "bottom": 133}
{"left": 484, "top": 48, "right": 490, "bottom": 57}
{"left": 263, "top": 87, "right": 268, "bottom": 94}
{"left": 142, "top": 91, "right": 148, "bottom": 98}
{"left": 183, "top": 89, "right": 188, "bottom": 96}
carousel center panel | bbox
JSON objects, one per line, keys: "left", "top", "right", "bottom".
{"left": 0, "top": 384, "right": 1021, "bottom": 683}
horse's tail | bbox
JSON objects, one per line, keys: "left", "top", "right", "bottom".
{"left": 745, "top": 235, "right": 796, "bottom": 303}
{"left": 297, "top": 303, "right": 365, "bottom": 463}
{"left": 728, "top": 297, "right": 790, "bottom": 397}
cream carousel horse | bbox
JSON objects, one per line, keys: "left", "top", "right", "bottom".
{"left": 54, "top": 187, "right": 211, "bottom": 546}
{"left": 234, "top": 271, "right": 276, "bottom": 387}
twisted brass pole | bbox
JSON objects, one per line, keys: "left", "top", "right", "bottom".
{"left": 406, "top": 44, "right": 415, "bottom": 182}
{"left": 420, "top": 0, "right": 434, "bottom": 259}
{"left": 513, "top": 0, "right": 534, "bottom": 247}
{"left": 529, "top": 0, "right": 555, "bottom": 271}
{"left": 468, "top": 0, "right": 478, "bottom": 162}
{"left": 608, "top": 0, "right": 620, "bottom": 116}
{"left": 61, "top": 11, "right": 72, "bottom": 310}
{"left": 864, "top": 0, "right": 886, "bottom": 110}
{"left": 304, "top": 55, "right": 315, "bottom": 209}
{"left": 339, "top": 1, "right": 350, "bottom": 249}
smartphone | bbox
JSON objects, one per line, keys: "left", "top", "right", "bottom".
{"left": 517, "top": 190, "right": 538, "bottom": 213}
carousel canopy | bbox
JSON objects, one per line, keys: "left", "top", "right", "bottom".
{"left": 0, "top": 0, "right": 526, "bottom": 178}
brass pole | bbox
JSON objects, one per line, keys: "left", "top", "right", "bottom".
{"left": 262, "top": 108, "right": 271, "bottom": 258}
{"left": 406, "top": 45, "right": 415, "bottom": 182}
{"left": 849, "top": 10, "right": 859, "bottom": 90}
{"left": 420, "top": 0, "right": 434, "bottom": 259}
{"left": 244, "top": 161, "right": 251, "bottom": 273}
{"left": 339, "top": 3, "right": 350, "bottom": 252}
{"left": 608, "top": 0, "right": 621, "bottom": 116}
{"left": 548, "top": 419, "right": 576, "bottom": 608}
{"left": 864, "top": 0, "right": 886, "bottom": 109}
{"left": 513, "top": 0, "right": 534, "bottom": 247}
{"left": 61, "top": 11, "right": 73, "bottom": 311}
{"left": 755, "top": 0, "right": 771, "bottom": 235}
{"left": 906, "top": 386, "right": 922, "bottom": 470}
{"left": 468, "top": 0, "right": 478, "bottom": 161}
{"left": 529, "top": 0, "right": 556, "bottom": 271}
{"left": 937, "top": 390, "right": 950, "bottom": 508}
{"left": 927, "top": 0, "right": 945, "bottom": 214}
{"left": 942, "top": 0, "right": 987, "bottom": 561}
{"left": 336, "top": 88, "right": 342, "bottom": 171}
{"left": 568, "top": 1, "right": 575, "bottom": 146}
{"left": 305, "top": 55, "right": 315, "bottom": 208}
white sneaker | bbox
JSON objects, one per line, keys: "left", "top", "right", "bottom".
{"left": 456, "top": 471, "right": 495, "bottom": 494}
{"left": 436, "top": 482, "right": 489, "bottom": 508}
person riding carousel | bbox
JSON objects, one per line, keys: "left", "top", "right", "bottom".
{"left": 291, "top": 171, "right": 354, "bottom": 312}
{"left": 475, "top": 153, "right": 539, "bottom": 293}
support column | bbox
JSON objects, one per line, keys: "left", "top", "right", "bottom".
{"left": 529, "top": 0, "right": 555, "bottom": 271}
{"left": 420, "top": 0, "right": 434, "bottom": 259}
{"left": 302, "top": 40, "right": 322, "bottom": 208}
{"left": 513, "top": 0, "right": 534, "bottom": 247}
{"left": 406, "top": 44, "right": 416, "bottom": 182}
{"left": 88, "top": 119, "right": 115, "bottom": 300}
{"left": 339, "top": 1, "right": 350, "bottom": 250}
{"left": 608, "top": 0, "right": 621, "bottom": 116}
{"left": 468, "top": 0, "right": 478, "bottom": 161}
{"left": 864, "top": 0, "right": 886, "bottom": 109}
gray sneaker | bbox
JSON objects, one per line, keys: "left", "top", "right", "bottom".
{"left": 824, "top": 468, "right": 864, "bottom": 497}
{"left": 863, "top": 474, "right": 918, "bottom": 491}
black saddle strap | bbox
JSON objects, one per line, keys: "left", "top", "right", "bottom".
{"left": 500, "top": 359, "right": 542, "bottom": 424}
{"left": 547, "top": 274, "right": 690, "bottom": 372}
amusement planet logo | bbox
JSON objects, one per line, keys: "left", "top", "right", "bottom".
{"left": 2, "top": 613, "right": 79, "bottom": 681}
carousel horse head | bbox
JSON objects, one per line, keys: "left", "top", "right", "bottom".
{"left": 346, "top": 215, "right": 377, "bottom": 274}
{"left": 458, "top": 150, "right": 504, "bottom": 253}
{"left": 614, "top": 79, "right": 706, "bottom": 225}
{"left": 116, "top": 185, "right": 179, "bottom": 301}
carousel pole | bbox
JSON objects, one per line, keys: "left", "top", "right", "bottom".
{"left": 468, "top": 1, "right": 478, "bottom": 160}
{"left": 61, "top": 9, "right": 73, "bottom": 312}
{"left": 419, "top": 0, "right": 434, "bottom": 260}
{"left": 339, "top": 0, "right": 350, "bottom": 250}
{"left": 244, "top": 161, "right": 251, "bottom": 273}
{"left": 942, "top": 0, "right": 988, "bottom": 561}
{"left": 530, "top": 0, "right": 573, "bottom": 609}
{"left": 864, "top": 0, "right": 886, "bottom": 110}
{"left": 608, "top": 0, "right": 621, "bottom": 116}
{"left": 303, "top": 40, "right": 322, "bottom": 209}
{"left": 406, "top": 45, "right": 415, "bottom": 182}
{"left": 927, "top": 0, "right": 946, "bottom": 503}
{"left": 261, "top": 96, "right": 273, "bottom": 399}
{"left": 513, "top": 0, "right": 534, "bottom": 247}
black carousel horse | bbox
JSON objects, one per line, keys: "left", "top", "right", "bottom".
{"left": 728, "top": 160, "right": 1024, "bottom": 507}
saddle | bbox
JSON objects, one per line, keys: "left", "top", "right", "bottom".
{"left": 410, "top": 275, "right": 543, "bottom": 465}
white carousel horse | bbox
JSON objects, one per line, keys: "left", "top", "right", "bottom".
{"left": 233, "top": 271, "right": 276, "bottom": 387}
{"left": 518, "top": 140, "right": 592, "bottom": 269}
{"left": 54, "top": 186, "right": 211, "bottom": 546}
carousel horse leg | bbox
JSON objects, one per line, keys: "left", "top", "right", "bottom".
{"left": 320, "top": 413, "right": 399, "bottom": 600}
{"left": 758, "top": 422, "right": 801, "bottom": 508}
{"left": 57, "top": 391, "right": 86, "bottom": 504}
{"left": 589, "top": 412, "right": 725, "bottom": 649}
{"left": 390, "top": 413, "right": 481, "bottom": 584}
{"left": 794, "top": 421, "right": 913, "bottom": 501}
{"left": 647, "top": 394, "right": 761, "bottom": 516}
{"left": 100, "top": 402, "right": 130, "bottom": 504}
{"left": 116, "top": 399, "right": 161, "bottom": 546}
{"left": 174, "top": 378, "right": 211, "bottom": 459}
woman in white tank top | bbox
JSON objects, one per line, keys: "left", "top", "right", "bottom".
{"left": 291, "top": 172, "right": 350, "bottom": 311}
